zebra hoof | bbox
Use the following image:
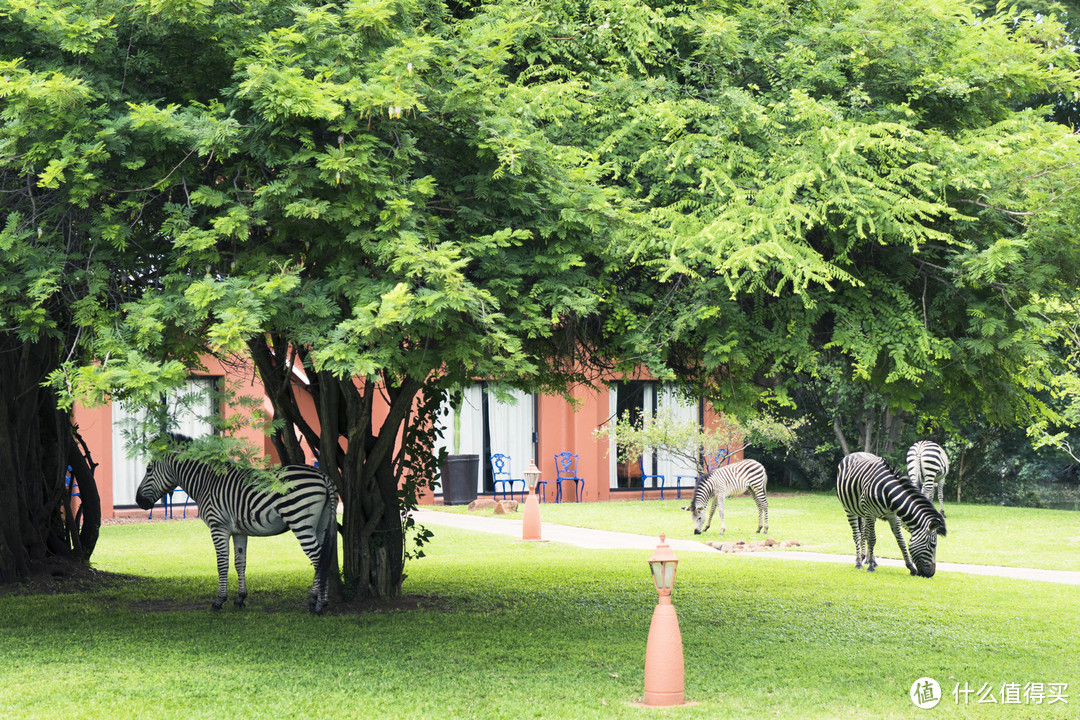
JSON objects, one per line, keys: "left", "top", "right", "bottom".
{"left": 211, "top": 598, "right": 225, "bottom": 611}
{"left": 234, "top": 597, "right": 247, "bottom": 609}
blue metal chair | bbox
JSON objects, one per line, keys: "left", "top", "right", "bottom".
{"left": 553, "top": 452, "right": 585, "bottom": 503}
{"left": 65, "top": 466, "right": 83, "bottom": 528}
{"left": 489, "top": 454, "right": 526, "bottom": 502}
{"left": 149, "top": 490, "right": 173, "bottom": 519}
{"left": 639, "top": 455, "right": 665, "bottom": 501}
{"left": 673, "top": 448, "right": 729, "bottom": 500}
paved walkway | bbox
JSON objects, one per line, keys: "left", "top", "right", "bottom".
{"left": 412, "top": 510, "right": 1080, "bottom": 586}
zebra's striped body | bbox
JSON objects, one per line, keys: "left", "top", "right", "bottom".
{"left": 687, "top": 459, "right": 768, "bottom": 536}
{"left": 136, "top": 456, "right": 338, "bottom": 614}
{"left": 907, "top": 441, "right": 950, "bottom": 517}
{"left": 836, "top": 452, "right": 946, "bottom": 578}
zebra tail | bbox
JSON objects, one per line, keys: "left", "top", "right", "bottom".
{"left": 318, "top": 487, "right": 338, "bottom": 581}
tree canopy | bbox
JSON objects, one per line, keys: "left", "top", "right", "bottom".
{"left": 3, "top": 0, "right": 1080, "bottom": 589}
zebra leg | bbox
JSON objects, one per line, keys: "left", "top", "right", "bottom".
{"left": 233, "top": 535, "right": 249, "bottom": 608}
{"left": 865, "top": 520, "right": 878, "bottom": 572}
{"left": 288, "top": 513, "right": 330, "bottom": 615}
{"left": 210, "top": 529, "right": 231, "bottom": 611}
{"left": 888, "top": 515, "right": 917, "bottom": 575}
{"left": 702, "top": 497, "right": 717, "bottom": 534}
{"left": 754, "top": 492, "right": 768, "bottom": 534}
{"left": 937, "top": 482, "right": 946, "bottom": 518}
{"left": 846, "top": 515, "right": 864, "bottom": 569}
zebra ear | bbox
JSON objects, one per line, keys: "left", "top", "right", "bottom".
{"left": 933, "top": 517, "right": 947, "bottom": 537}
{"left": 681, "top": 505, "right": 692, "bottom": 512}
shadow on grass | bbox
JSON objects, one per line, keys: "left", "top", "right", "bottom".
{"left": 2, "top": 556, "right": 466, "bottom": 618}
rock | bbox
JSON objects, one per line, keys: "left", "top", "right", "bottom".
{"left": 765, "top": 538, "right": 778, "bottom": 547}
{"left": 467, "top": 499, "right": 498, "bottom": 511}
{"left": 492, "top": 500, "right": 519, "bottom": 514}
{"left": 780, "top": 540, "right": 803, "bottom": 548}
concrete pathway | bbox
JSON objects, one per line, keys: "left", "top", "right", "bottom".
{"left": 412, "top": 509, "right": 1080, "bottom": 586}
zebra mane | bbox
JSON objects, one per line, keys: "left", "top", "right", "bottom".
{"left": 879, "top": 454, "right": 902, "bottom": 478}
{"left": 166, "top": 432, "right": 195, "bottom": 445}
{"left": 886, "top": 463, "right": 946, "bottom": 535}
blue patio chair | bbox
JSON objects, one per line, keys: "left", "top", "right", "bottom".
{"left": 65, "top": 466, "right": 84, "bottom": 529}
{"left": 149, "top": 489, "right": 173, "bottom": 519}
{"left": 639, "top": 455, "right": 665, "bottom": 501}
{"left": 489, "top": 453, "right": 526, "bottom": 502}
{"left": 553, "top": 452, "right": 585, "bottom": 503}
{"left": 673, "top": 448, "right": 729, "bottom": 500}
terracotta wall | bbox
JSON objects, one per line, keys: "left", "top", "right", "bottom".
{"left": 78, "top": 355, "right": 741, "bottom": 514}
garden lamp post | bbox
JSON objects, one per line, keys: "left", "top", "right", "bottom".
{"left": 522, "top": 460, "right": 544, "bottom": 542}
{"left": 644, "top": 534, "right": 684, "bottom": 707}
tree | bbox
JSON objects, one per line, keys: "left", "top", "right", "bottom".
{"left": 30, "top": 0, "right": 634, "bottom": 600}
{"left": 595, "top": 408, "right": 801, "bottom": 475}
{"left": 0, "top": 0, "right": 194, "bottom": 579}
{"left": 9, "top": 0, "right": 1080, "bottom": 592}
{"left": 497, "top": 0, "right": 1080, "bottom": 444}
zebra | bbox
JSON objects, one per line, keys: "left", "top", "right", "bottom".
{"left": 836, "top": 452, "right": 946, "bottom": 578}
{"left": 685, "top": 459, "right": 768, "bottom": 536}
{"left": 907, "top": 441, "right": 950, "bottom": 517}
{"left": 135, "top": 443, "right": 338, "bottom": 614}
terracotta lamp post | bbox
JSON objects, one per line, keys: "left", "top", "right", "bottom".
{"left": 521, "top": 460, "right": 543, "bottom": 542}
{"left": 643, "top": 534, "right": 684, "bottom": 706}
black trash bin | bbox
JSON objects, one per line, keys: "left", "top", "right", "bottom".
{"left": 440, "top": 454, "right": 479, "bottom": 505}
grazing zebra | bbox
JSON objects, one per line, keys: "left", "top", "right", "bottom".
{"left": 836, "top": 452, "right": 946, "bottom": 578}
{"left": 135, "top": 443, "right": 338, "bottom": 614}
{"left": 685, "top": 459, "right": 768, "bottom": 536}
{"left": 907, "top": 441, "right": 950, "bottom": 517}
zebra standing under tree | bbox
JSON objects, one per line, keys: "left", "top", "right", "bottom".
{"left": 685, "top": 458, "right": 769, "bottom": 536}
{"left": 836, "top": 452, "right": 946, "bottom": 578}
{"left": 135, "top": 435, "right": 338, "bottom": 614}
{"left": 906, "top": 441, "right": 950, "bottom": 517}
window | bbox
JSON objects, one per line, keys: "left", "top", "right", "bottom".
{"left": 110, "top": 377, "right": 217, "bottom": 506}
{"left": 608, "top": 382, "right": 700, "bottom": 491}
{"left": 434, "top": 383, "right": 537, "bottom": 495}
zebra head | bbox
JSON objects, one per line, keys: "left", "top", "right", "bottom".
{"left": 135, "top": 461, "right": 179, "bottom": 510}
{"left": 687, "top": 498, "right": 710, "bottom": 534}
{"left": 908, "top": 516, "right": 947, "bottom": 578}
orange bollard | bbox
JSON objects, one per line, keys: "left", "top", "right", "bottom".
{"left": 643, "top": 534, "right": 685, "bottom": 706}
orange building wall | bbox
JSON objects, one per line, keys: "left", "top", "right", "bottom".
{"left": 77, "top": 352, "right": 742, "bottom": 514}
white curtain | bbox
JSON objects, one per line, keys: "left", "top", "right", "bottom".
{"left": 608, "top": 383, "right": 701, "bottom": 490}
{"left": 434, "top": 385, "right": 536, "bottom": 493}
{"left": 434, "top": 385, "right": 485, "bottom": 493}
{"left": 487, "top": 388, "right": 535, "bottom": 475}
{"left": 657, "top": 386, "right": 701, "bottom": 488}
{"left": 111, "top": 378, "right": 215, "bottom": 506}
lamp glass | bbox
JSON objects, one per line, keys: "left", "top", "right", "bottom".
{"left": 649, "top": 559, "right": 677, "bottom": 594}
{"left": 647, "top": 535, "right": 678, "bottom": 595}
{"left": 524, "top": 461, "right": 541, "bottom": 491}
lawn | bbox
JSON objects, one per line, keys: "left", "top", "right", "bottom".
{"left": 0, "top": 502, "right": 1076, "bottom": 720}
{"left": 439, "top": 491, "right": 1080, "bottom": 572}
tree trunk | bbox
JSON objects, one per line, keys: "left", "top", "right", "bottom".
{"left": 833, "top": 415, "right": 851, "bottom": 456}
{"left": 0, "top": 333, "right": 100, "bottom": 584}
{"left": 253, "top": 346, "right": 428, "bottom": 603}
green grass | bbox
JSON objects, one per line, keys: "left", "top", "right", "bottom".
{"left": 0, "top": 504, "right": 1077, "bottom": 719}
{"left": 439, "top": 491, "right": 1080, "bottom": 571}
